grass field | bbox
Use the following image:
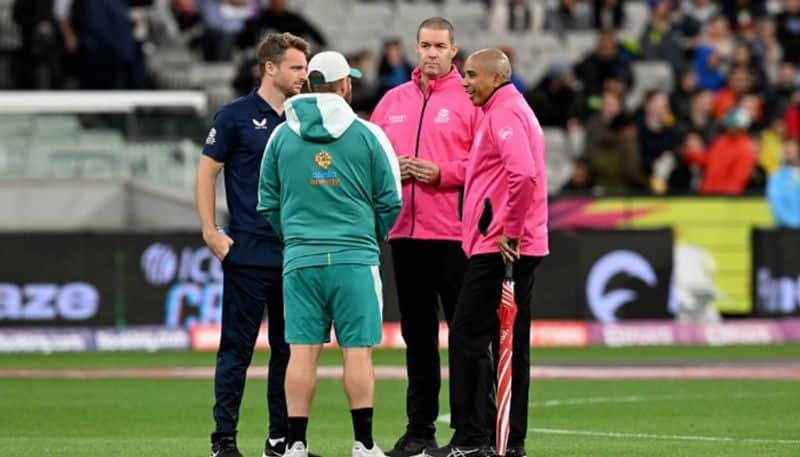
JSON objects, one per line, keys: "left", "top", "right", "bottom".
{"left": 1, "top": 345, "right": 799, "bottom": 456}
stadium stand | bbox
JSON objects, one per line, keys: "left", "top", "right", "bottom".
{"left": 0, "top": 0, "right": 793, "bottom": 199}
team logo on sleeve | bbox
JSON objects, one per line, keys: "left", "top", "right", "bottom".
{"left": 498, "top": 126, "right": 514, "bottom": 141}
{"left": 311, "top": 151, "right": 338, "bottom": 186}
{"left": 252, "top": 118, "right": 268, "bottom": 130}
{"left": 205, "top": 128, "right": 216, "bottom": 145}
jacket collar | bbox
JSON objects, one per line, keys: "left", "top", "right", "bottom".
{"left": 482, "top": 81, "right": 516, "bottom": 113}
{"left": 411, "top": 65, "right": 463, "bottom": 95}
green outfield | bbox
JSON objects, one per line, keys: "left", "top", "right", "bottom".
{"left": 1, "top": 345, "right": 799, "bottom": 457}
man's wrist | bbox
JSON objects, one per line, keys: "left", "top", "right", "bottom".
{"left": 201, "top": 225, "right": 219, "bottom": 238}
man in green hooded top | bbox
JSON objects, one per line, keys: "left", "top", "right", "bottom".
{"left": 257, "top": 50, "right": 402, "bottom": 457}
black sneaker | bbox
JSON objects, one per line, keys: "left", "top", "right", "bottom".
{"left": 211, "top": 435, "right": 243, "bottom": 457}
{"left": 423, "top": 444, "right": 490, "bottom": 457}
{"left": 503, "top": 447, "right": 526, "bottom": 457}
{"left": 263, "top": 438, "right": 285, "bottom": 457}
{"left": 387, "top": 432, "right": 438, "bottom": 457}
{"left": 490, "top": 447, "right": 526, "bottom": 457}
{"left": 263, "top": 438, "right": 323, "bottom": 457}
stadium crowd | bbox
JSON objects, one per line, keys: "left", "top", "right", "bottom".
{"left": 4, "top": 0, "right": 800, "bottom": 218}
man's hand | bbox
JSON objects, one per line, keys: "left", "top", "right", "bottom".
{"left": 398, "top": 156, "right": 414, "bottom": 181}
{"left": 498, "top": 235, "right": 520, "bottom": 264}
{"left": 203, "top": 229, "right": 234, "bottom": 261}
{"left": 408, "top": 158, "right": 441, "bottom": 185}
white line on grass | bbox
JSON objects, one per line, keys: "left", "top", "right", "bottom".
{"left": 436, "top": 392, "right": 793, "bottom": 424}
{"left": 437, "top": 392, "right": 793, "bottom": 423}
{"left": 528, "top": 427, "right": 800, "bottom": 445}
{"left": 530, "top": 391, "right": 791, "bottom": 408}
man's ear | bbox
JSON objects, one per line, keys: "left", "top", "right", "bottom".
{"left": 264, "top": 61, "right": 275, "bottom": 77}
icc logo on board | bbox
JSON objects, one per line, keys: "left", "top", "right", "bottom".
{"left": 141, "top": 243, "right": 223, "bottom": 328}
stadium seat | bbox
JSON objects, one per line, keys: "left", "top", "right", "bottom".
{"left": 628, "top": 61, "right": 675, "bottom": 109}
{"left": 566, "top": 31, "right": 598, "bottom": 62}
{"left": 188, "top": 63, "right": 237, "bottom": 90}
{"left": 543, "top": 127, "right": 574, "bottom": 195}
{"left": 621, "top": 0, "right": 648, "bottom": 40}
{"left": 33, "top": 115, "right": 81, "bottom": 136}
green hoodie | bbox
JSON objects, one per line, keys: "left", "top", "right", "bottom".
{"left": 257, "top": 93, "right": 402, "bottom": 273}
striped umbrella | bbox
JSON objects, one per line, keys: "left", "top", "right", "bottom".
{"left": 496, "top": 258, "right": 516, "bottom": 456}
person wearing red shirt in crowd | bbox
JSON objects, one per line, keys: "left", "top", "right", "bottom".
{"left": 683, "top": 107, "right": 757, "bottom": 194}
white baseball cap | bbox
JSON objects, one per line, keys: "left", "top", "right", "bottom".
{"left": 308, "top": 51, "right": 363, "bottom": 84}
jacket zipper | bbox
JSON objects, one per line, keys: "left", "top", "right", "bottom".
{"left": 409, "top": 93, "right": 430, "bottom": 237}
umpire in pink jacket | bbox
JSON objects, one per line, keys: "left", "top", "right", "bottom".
{"left": 370, "top": 17, "right": 481, "bottom": 456}
{"left": 425, "top": 49, "right": 549, "bottom": 457}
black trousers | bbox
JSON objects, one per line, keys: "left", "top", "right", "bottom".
{"left": 213, "top": 255, "right": 289, "bottom": 439}
{"left": 449, "top": 254, "right": 541, "bottom": 447}
{"left": 390, "top": 238, "right": 466, "bottom": 438}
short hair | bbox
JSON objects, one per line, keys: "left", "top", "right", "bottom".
{"left": 417, "top": 17, "right": 455, "bottom": 44}
{"left": 256, "top": 32, "right": 310, "bottom": 78}
{"left": 308, "top": 70, "right": 344, "bottom": 94}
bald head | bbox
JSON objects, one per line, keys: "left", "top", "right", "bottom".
{"left": 462, "top": 48, "right": 512, "bottom": 106}
{"left": 467, "top": 49, "right": 512, "bottom": 81}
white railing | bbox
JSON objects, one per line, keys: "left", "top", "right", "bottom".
{"left": 0, "top": 91, "right": 208, "bottom": 114}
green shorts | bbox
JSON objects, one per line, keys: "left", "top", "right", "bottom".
{"left": 283, "top": 264, "right": 383, "bottom": 347}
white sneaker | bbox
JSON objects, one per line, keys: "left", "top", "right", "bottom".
{"left": 352, "top": 441, "right": 386, "bottom": 457}
{"left": 283, "top": 441, "right": 309, "bottom": 457}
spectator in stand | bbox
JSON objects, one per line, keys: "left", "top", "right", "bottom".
{"left": 712, "top": 65, "right": 759, "bottom": 121}
{"left": 693, "top": 15, "right": 735, "bottom": 91}
{"left": 12, "top": 0, "right": 63, "bottom": 89}
{"left": 575, "top": 28, "right": 633, "bottom": 96}
{"left": 740, "top": 92, "right": 767, "bottom": 130}
{"left": 377, "top": 39, "right": 414, "bottom": 96}
{"left": 721, "top": 0, "right": 768, "bottom": 32}
{"left": 593, "top": 0, "right": 625, "bottom": 30}
{"left": 584, "top": 90, "right": 623, "bottom": 152}
{"left": 759, "top": 116, "right": 787, "bottom": 176}
{"left": 524, "top": 60, "right": 580, "bottom": 129}
{"left": 507, "top": 0, "right": 533, "bottom": 32}
{"left": 638, "top": 89, "right": 690, "bottom": 191}
{"left": 767, "top": 138, "right": 800, "bottom": 228}
{"left": 56, "top": 0, "right": 143, "bottom": 89}
{"left": 574, "top": 112, "right": 649, "bottom": 193}
{"left": 640, "top": 0, "right": 686, "bottom": 70}
{"left": 782, "top": 87, "right": 800, "bottom": 138}
{"left": 765, "top": 63, "right": 797, "bottom": 118}
{"left": 544, "top": 0, "right": 592, "bottom": 35}
{"left": 682, "top": 0, "right": 720, "bottom": 24}
{"left": 452, "top": 50, "right": 467, "bottom": 75}
{"left": 732, "top": 40, "right": 768, "bottom": 92}
{"left": 776, "top": 0, "right": 800, "bottom": 64}
{"left": 195, "top": 0, "right": 256, "bottom": 62}
{"left": 683, "top": 107, "right": 757, "bottom": 194}
{"left": 166, "top": 0, "right": 201, "bottom": 31}
{"left": 677, "top": 0, "right": 720, "bottom": 42}
{"left": 232, "top": 57, "right": 260, "bottom": 96}
{"left": 347, "top": 51, "right": 378, "bottom": 116}
{"left": 240, "top": 0, "right": 327, "bottom": 50}
{"left": 671, "top": 69, "right": 699, "bottom": 122}
{"left": 679, "top": 89, "right": 720, "bottom": 144}
{"left": 751, "top": 19, "right": 782, "bottom": 82}
{"left": 572, "top": 91, "right": 648, "bottom": 192}
{"left": 721, "top": 0, "right": 768, "bottom": 33}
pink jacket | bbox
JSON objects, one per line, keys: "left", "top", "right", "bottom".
{"left": 371, "top": 66, "right": 481, "bottom": 240}
{"left": 462, "top": 83, "right": 549, "bottom": 258}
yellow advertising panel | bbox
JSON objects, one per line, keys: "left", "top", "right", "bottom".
{"left": 552, "top": 197, "right": 773, "bottom": 314}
